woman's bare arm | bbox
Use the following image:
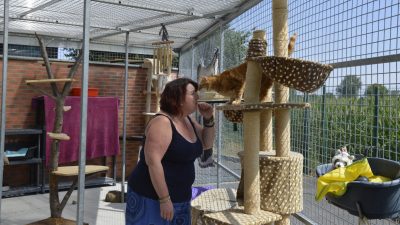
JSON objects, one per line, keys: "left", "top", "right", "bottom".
{"left": 144, "top": 116, "right": 172, "bottom": 200}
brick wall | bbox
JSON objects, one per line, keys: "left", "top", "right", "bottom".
{"left": 1, "top": 58, "right": 177, "bottom": 187}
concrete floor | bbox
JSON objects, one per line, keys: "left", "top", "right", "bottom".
{"left": 1, "top": 184, "right": 126, "bottom": 225}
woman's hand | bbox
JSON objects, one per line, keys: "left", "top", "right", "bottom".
{"left": 160, "top": 200, "right": 174, "bottom": 221}
{"left": 198, "top": 102, "right": 214, "bottom": 119}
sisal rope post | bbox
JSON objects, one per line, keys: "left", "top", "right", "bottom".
{"left": 249, "top": 31, "right": 273, "bottom": 153}
{"left": 273, "top": 0, "right": 291, "bottom": 224}
{"left": 273, "top": 0, "right": 289, "bottom": 159}
{"left": 260, "top": 79, "right": 273, "bottom": 152}
{"left": 243, "top": 30, "right": 265, "bottom": 214}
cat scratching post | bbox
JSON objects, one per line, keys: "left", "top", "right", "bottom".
{"left": 260, "top": 89, "right": 273, "bottom": 152}
{"left": 243, "top": 30, "right": 264, "bottom": 214}
{"left": 273, "top": 0, "right": 291, "bottom": 224}
{"left": 257, "top": 35, "right": 272, "bottom": 152}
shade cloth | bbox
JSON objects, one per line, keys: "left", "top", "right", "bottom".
{"left": 32, "top": 96, "right": 120, "bottom": 166}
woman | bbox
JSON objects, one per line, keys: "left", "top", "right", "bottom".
{"left": 126, "top": 78, "right": 215, "bottom": 224}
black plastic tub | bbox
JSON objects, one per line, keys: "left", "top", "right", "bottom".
{"left": 316, "top": 157, "right": 400, "bottom": 219}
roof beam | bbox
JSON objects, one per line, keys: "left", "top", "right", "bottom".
{"left": 6, "top": 15, "right": 119, "bottom": 31}
{"left": 17, "top": 0, "right": 64, "bottom": 18}
{"left": 135, "top": 30, "right": 190, "bottom": 39}
{"left": 92, "top": 0, "right": 203, "bottom": 17}
{"left": 90, "top": 9, "right": 230, "bottom": 41}
{"left": 179, "top": 0, "right": 263, "bottom": 52}
{"left": 90, "top": 16, "right": 200, "bottom": 40}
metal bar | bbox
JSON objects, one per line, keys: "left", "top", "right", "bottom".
{"left": 216, "top": 108, "right": 221, "bottom": 188}
{"left": 76, "top": 0, "right": 91, "bottom": 224}
{"left": 41, "top": 130, "right": 46, "bottom": 193}
{"left": 191, "top": 45, "right": 194, "bottom": 80}
{"left": 113, "top": 156, "right": 117, "bottom": 185}
{"left": 130, "top": 30, "right": 190, "bottom": 39}
{"left": 0, "top": 0, "right": 9, "bottom": 218}
{"left": 109, "top": 13, "right": 173, "bottom": 30}
{"left": 292, "top": 212, "right": 319, "bottom": 225}
{"left": 0, "top": 33, "right": 154, "bottom": 55}
{"left": 373, "top": 86, "right": 379, "bottom": 157}
{"left": 36, "top": 134, "right": 40, "bottom": 188}
{"left": 92, "top": 0, "right": 204, "bottom": 17}
{"left": 219, "top": 27, "right": 224, "bottom": 74}
{"left": 302, "top": 93, "right": 309, "bottom": 173}
{"left": 330, "top": 54, "right": 400, "bottom": 69}
{"left": 17, "top": 0, "right": 63, "bottom": 18}
{"left": 214, "top": 161, "right": 240, "bottom": 180}
{"left": 216, "top": 26, "right": 224, "bottom": 188}
{"left": 121, "top": 31, "right": 129, "bottom": 203}
{"left": 180, "top": 0, "right": 263, "bottom": 52}
{"left": 6, "top": 15, "right": 119, "bottom": 31}
{"left": 321, "top": 86, "right": 328, "bottom": 163}
{"left": 90, "top": 9, "right": 227, "bottom": 41}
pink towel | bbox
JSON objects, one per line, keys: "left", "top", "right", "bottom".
{"left": 33, "top": 96, "right": 120, "bottom": 166}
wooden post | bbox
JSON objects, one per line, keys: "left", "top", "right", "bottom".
{"left": 167, "top": 45, "right": 172, "bottom": 77}
{"left": 156, "top": 48, "right": 160, "bottom": 74}
{"left": 143, "top": 59, "right": 153, "bottom": 124}
{"left": 273, "top": 0, "right": 291, "bottom": 224}
{"left": 152, "top": 49, "right": 156, "bottom": 74}
{"left": 243, "top": 30, "right": 265, "bottom": 214}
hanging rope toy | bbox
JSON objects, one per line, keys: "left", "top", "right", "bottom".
{"left": 159, "top": 23, "right": 169, "bottom": 41}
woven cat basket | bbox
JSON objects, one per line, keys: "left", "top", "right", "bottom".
{"left": 191, "top": 188, "right": 282, "bottom": 225}
{"left": 223, "top": 110, "right": 243, "bottom": 123}
{"left": 254, "top": 56, "right": 334, "bottom": 93}
{"left": 237, "top": 151, "right": 303, "bottom": 214}
{"left": 222, "top": 57, "right": 333, "bottom": 123}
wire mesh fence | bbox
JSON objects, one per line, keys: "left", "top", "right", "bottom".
{"left": 182, "top": 0, "right": 400, "bottom": 224}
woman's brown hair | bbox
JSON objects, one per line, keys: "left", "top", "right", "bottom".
{"left": 160, "top": 78, "right": 198, "bottom": 116}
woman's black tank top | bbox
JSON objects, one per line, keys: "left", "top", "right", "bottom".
{"left": 128, "top": 114, "right": 203, "bottom": 202}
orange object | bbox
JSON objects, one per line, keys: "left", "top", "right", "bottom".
{"left": 70, "top": 88, "right": 99, "bottom": 97}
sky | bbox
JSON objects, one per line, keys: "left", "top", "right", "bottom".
{"left": 226, "top": 0, "right": 399, "bottom": 95}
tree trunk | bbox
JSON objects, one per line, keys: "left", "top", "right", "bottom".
{"left": 33, "top": 34, "right": 83, "bottom": 220}
{"left": 49, "top": 97, "right": 65, "bottom": 218}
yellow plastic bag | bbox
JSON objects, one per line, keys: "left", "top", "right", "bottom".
{"left": 315, "top": 158, "right": 390, "bottom": 201}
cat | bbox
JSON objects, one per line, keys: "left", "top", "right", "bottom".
{"left": 199, "top": 33, "right": 297, "bottom": 104}
{"left": 199, "top": 63, "right": 273, "bottom": 104}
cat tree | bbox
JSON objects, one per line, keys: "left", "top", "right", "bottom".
{"left": 191, "top": 0, "right": 333, "bottom": 224}
{"left": 25, "top": 34, "right": 108, "bottom": 225}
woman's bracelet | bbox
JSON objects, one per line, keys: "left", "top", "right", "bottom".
{"left": 203, "top": 116, "right": 214, "bottom": 127}
{"left": 159, "top": 195, "right": 171, "bottom": 204}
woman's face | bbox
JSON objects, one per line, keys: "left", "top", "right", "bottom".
{"left": 182, "top": 83, "right": 199, "bottom": 115}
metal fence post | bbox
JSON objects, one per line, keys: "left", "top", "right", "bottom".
{"left": 320, "top": 85, "right": 327, "bottom": 163}
{"left": 216, "top": 26, "right": 224, "bottom": 188}
{"left": 373, "top": 85, "right": 379, "bottom": 157}
{"left": 302, "top": 93, "right": 309, "bottom": 174}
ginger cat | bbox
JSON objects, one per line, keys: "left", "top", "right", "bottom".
{"left": 199, "top": 63, "right": 273, "bottom": 104}
{"left": 199, "top": 33, "right": 297, "bottom": 104}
